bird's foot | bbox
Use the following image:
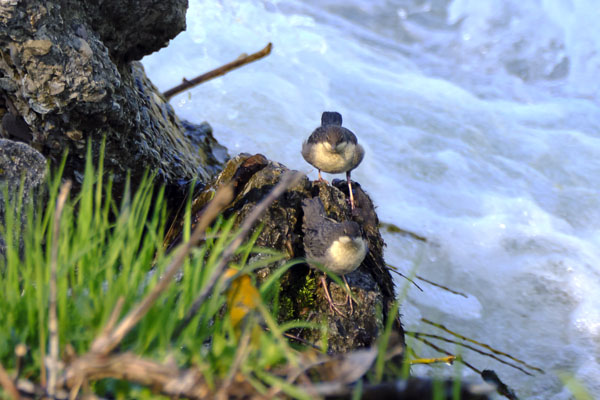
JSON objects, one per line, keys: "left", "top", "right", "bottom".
{"left": 334, "top": 276, "right": 354, "bottom": 314}
{"left": 316, "top": 171, "right": 329, "bottom": 185}
{"left": 321, "top": 276, "right": 348, "bottom": 318}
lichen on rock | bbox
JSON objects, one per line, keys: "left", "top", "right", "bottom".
{"left": 0, "top": 0, "right": 226, "bottom": 198}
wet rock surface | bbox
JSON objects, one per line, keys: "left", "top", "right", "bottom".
{"left": 181, "top": 153, "right": 404, "bottom": 353}
{"left": 0, "top": 0, "right": 225, "bottom": 196}
{"left": 0, "top": 138, "right": 47, "bottom": 201}
{"left": 0, "top": 138, "right": 47, "bottom": 252}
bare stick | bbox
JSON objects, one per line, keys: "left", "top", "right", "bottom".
{"left": 415, "top": 274, "right": 468, "bottom": 298}
{"left": 173, "top": 171, "right": 303, "bottom": 340}
{"left": 379, "top": 222, "right": 427, "bottom": 242}
{"left": 63, "top": 352, "right": 209, "bottom": 399}
{"left": 215, "top": 324, "right": 252, "bottom": 400}
{"left": 385, "top": 263, "right": 423, "bottom": 292}
{"left": 421, "top": 318, "right": 544, "bottom": 373}
{"left": 412, "top": 335, "right": 481, "bottom": 375}
{"left": 410, "top": 355, "right": 456, "bottom": 365}
{"left": 163, "top": 43, "right": 273, "bottom": 100}
{"left": 406, "top": 331, "right": 534, "bottom": 376}
{"left": 0, "top": 361, "right": 20, "bottom": 400}
{"left": 102, "top": 297, "right": 125, "bottom": 336}
{"left": 48, "top": 180, "right": 72, "bottom": 396}
{"left": 90, "top": 184, "right": 234, "bottom": 355}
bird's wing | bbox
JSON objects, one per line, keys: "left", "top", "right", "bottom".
{"left": 301, "top": 197, "right": 326, "bottom": 228}
{"left": 305, "top": 126, "right": 328, "bottom": 144}
{"left": 341, "top": 127, "right": 358, "bottom": 144}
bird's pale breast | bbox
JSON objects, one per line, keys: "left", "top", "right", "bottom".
{"left": 325, "top": 236, "right": 367, "bottom": 274}
{"left": 304, "top": 141, "right": 361, "bottom": 173}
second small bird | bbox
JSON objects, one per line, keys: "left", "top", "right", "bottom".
{"left": 302, "top": 197, "right": 368, "bottom": 315}
{"left": 302, "top": 111, "right": 364, "bottom": 209}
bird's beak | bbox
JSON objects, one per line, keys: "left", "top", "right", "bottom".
{"left": 339, "top": 236, "right": 351, "bottom": 244}
{"left": 335, "top": 142, "right": 347, "bottom": 152}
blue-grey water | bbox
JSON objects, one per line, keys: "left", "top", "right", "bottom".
{"left": 143, "top": 1, "right": 600, "bottom": 398}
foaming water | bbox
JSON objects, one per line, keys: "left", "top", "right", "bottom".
{"left": 143, "top": 1, "right": 600, "bottom": 397}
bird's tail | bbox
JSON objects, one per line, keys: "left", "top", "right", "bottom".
{"left": 321, "top": 111, "right": 342, "bottom": 126}
{"left": 302, "top": 197, "right": 326, "bottom": 229}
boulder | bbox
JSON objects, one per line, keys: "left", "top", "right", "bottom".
{"left": 0, "top": 138, "right": 47, "bottom": 251}
{"left": 179, "top": 153, "right": 405, "bottom": 353}
{"left": 0, "top": 0, "right": 225, "bottom": 197}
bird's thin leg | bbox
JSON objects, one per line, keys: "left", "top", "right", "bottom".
{"left": 346, "top": 171, "right": 355, "bottom": 209}
{"left": 333, "top": 275, "right": 354, "bottom": 313}
{"left": 343, "top": 275, "right": 354, "bottom": 314}
{"left": 320, "top": 275, "right": 345, "bottom": 317}
{"left": 317, "top": 170, "right": 329, "bottom": 184}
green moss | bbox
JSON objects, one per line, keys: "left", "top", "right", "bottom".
{"left": 297, "top": 272, "right": 318, "bottom": 311}
{"left": 276, "top": 269, "right": 319, "bottom": 322}
{"left": 278, "top": 294, "right": 295, "bottom": 321}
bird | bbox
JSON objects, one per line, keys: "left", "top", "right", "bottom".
{"left": 301, "top": 111, "right": 364, "bottom": 210}
{"left": 302, "top": 197, "right": 368, "bottom": 316}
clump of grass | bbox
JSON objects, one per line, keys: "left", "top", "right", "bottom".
{"left": 0, "top": 148, "right": 308, "bottom": 398}
{"left": 0, "top": 146, "right": 504, "bottom": 400}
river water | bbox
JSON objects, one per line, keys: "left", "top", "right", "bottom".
{"left": 142, "top": 1, "right": 600, "bottom": 398}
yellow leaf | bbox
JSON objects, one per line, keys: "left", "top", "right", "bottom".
{"left": 225, "top": 268, "right": 261, "bottom": 332}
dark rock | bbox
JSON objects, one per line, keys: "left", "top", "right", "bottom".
{"left": 0, "top": 0, "right": 226, "bottom": 199}
{"left": 0, "top": 139, "right": 47, "bottom": 252}
{"left": 180, "top": 154, "right": 404, "bottom": 354}
{"left": 0, "top": 138, "right": 47, "bottom": 200}
{"left": 82, "top": 0, "right": 187, "bottom": 62}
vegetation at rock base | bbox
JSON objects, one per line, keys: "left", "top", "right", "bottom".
{"left": 0, "top": 147, "right": 517, "bottom": 399}
{"left": 0, "top": 148, "right": 405, "bottom": 399}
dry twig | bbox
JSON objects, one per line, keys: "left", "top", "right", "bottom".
{"left": 409, "top": 355, "right": 456, "bottom": 365}
{"left": 173, "top": 171, "right": 303, "bottom": 340}
{"left": 415, "top": 275, "right": 468, "bottom": 298}
{"left": 385, "top": 263, "right": 423, "bottom": 292}
{"left": 407, "top": 331, "right": 534, "bottom": 376}
{"left": 421, "top": 318, "right": 544, "bottom": 373}
{"left": 163, "top": 43, "right": 273, "bottom": 100}
{"left": 0, "top": 361, "right": 20, "bottom": 400}
{"left": 89, "top": 184, "right": 233, "bottom": 356}
{"left": 48, "top": 181, "right": 72, "bottom": 396}
{"left": 63, "top": 352, "right": 209, "bottom": 399}
{"left": 411, "top": 335, "right": 481, "bottom": 374}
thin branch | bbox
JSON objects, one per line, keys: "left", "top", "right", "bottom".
{"left": 409, "top": 355, "right": 456, "bottom": 365}
{"left": 172, "top": 171, "right": 303, "bottom": 340}
{"left": 379, "top": 222, "right": 427, "bottom": 242}
{"left": 385, "top": 263, "right": 423, "bottom": 292}
{"left": 406, "top": 331, "right": 534, "bottom": 376}
{"left": 90, "top": 184, "right": 234, "bottom": 355}
{"left": 215, "top": 323, "right": 253, "bottom": 400}
{"left": 102, "top": 297, "right": 125, "bottom": 336}
{"left": 0, "top": 361, "right": 20, "bottom": 400}
{"left": 63, "top": 352, "right": 209, "bottom": 399}
{"left": 163, "top": 43, "right": 273, "bottom": 100}
{"left": 415, "top": 274, "right": 468, "bottom": 298}
{"left": 421, "top": 318, "right": 544, "bottom": 373}
{"left": 411, "top": 335, "right": 481, "bottom": 375}
{"left": 48, "top": 180, "right": 72, "bottom": 396}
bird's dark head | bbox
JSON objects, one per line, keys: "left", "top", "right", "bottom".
{"left": 321, "top": 111, "right": 343, "bottom": 126}
{"left": 325, "top": 127, "right": 346, "bottom": 148}
{"left": 339, "top": 221, "right": 362, "bottom": 239}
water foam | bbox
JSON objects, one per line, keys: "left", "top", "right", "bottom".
{"left": 143, "top": 1, "right": 600, "bottom": 397}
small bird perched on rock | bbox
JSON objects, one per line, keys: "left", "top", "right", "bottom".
{"left": 301, "top": 111, "right": 364, "bottom": 209}
{"left": 302, "top": 197, "right": 368, "bottom": 315}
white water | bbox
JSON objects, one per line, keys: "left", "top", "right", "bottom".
{"left": 143, "top": 1, "right": 600, "bottom": 398}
